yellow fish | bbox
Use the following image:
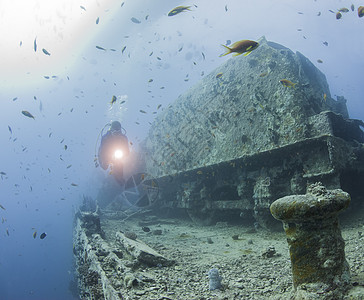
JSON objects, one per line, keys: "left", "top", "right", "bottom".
{"left": 338, "top": 8, "right": 349, "bottom": 13}
{"left": 280, "top": 79, "right": 297, "bottom": 88}
{"left": 259, "top": 72, "right": 268, "bottom": 77}
{"left": 168, "top": 6, "right": 191, "bottom": 16}
{"left": 358, "top": 6, "right": 364, "bottom": 17}
{"left": 110, "top": 95, "right": 117, "bottom": 105}
{"left": 219, "top": 40, "right": 259, "bottom": 57}
{"left": 215, "top": 72, "right": 223, "bottom": 79}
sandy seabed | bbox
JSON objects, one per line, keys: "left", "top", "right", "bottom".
{"left": 98, "top": 208, "right": 364, "bottom": 300}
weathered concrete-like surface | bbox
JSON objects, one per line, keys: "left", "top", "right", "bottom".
{"left": 116, "top": 231, "right": 173, "bottom": 266}
{"left": 144, "top": 36, "right": 349, "bottom": 177}
{"left": 141, "top": 37, "right": 364, "bottom": 227}
{"left": 270, "top": 182, "right": 351, "bottom": 299}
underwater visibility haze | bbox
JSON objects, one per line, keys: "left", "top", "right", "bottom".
{"left": 0, "top": 0, "right": 363, "bottom": 299}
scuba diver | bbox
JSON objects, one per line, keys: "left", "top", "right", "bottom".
{"left": 97, "top": 121, "right": 129, "bottom": 186}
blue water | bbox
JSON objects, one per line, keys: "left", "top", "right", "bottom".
{"left": 1, "top": 0, "right": 363, "bottom": 299}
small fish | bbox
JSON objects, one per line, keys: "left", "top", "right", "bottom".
{"left": 110, "top": 95, "right": 117, "bottom": 105}
{"left": 33, "top": 231, "right": 37, "bottom": 239}
{"left": 168, "top": 6, "right": 191, "bottom": 16}
{"left": 336, "top": 12, "right": 342, "bottom": 19}
{"left": 219, "top": 40, "right": 259, "bottom": 57}
{"left": 157, "top": 104, "right": 162, "bottom": 109}
{"left": 0, "top": 204, "right": 5, "bottom": 210}
{"left": 259, "top": 72, "right": 268, "bottom": 77}
{"left": 358, "top": 6, "right": 364, "bottom": 17}
{"left": 40, "top": 232, "right": 47, "bottom": 239}
{"left": 215, "top": 72, "right": 223, "bottom": 79}
{"left": 202, "top": 52, "right": 205, "bottom": 60}
{"left": 338, "top": 8, "right": 349, "bottom": 13}
{"left": 96, "top": 17, "right": 99, "bottom": 24}
{"left": 142, "top": 226, "right": 150, "bottom": 232}
{"left": 351, "top": 4, "right": 355, "bottom": 12}
{"left": 145, "top": 15, "right": 149, "bottom": 20}
{"left": 121, "top": 2, "right": 124, "bottom": 7}
{"left": 42, "top": 48, "right": 51, "bottom": 56}
{"left": 71, "top": 183, "right": 78, "bottom": 186}
{"left": 34, "top": 38, "right": 37, "bottom": 52}
{"left": 64, "top": 145, "right": 68, "bottom": 150}
{"left": 317, "top": 12, "right": 321, "bottom": 16}
{"left": 323, "top": 41, "right": 329, "bottom": 46}
{"left": 6, "top": 228, "right": 9, "bottom": 236}
{"left": 20, "top": 41, "right": 22, "bottom": 47}
{"left": 280, "top": 79, "right": 297, "bottom": 88}
{"left": 0, "top": 172, "right": 6, "bottom": 176}
{"left": 44, "top": 76, "right": 50, "bottom": 79}
{"left": 22, "top": 111, "right": 35, "bottom": 119}
{"left": 8, "top": 126, "right": 12, "bottom": 134}
{"left": 80, "top": 5, "right": 86, "bottom": 11}
{"left": 148, "top": 79, "right": 153, "bottom": 83}
{"left": 12, "top": 97, "right": 18, "bottom": 101}
{"left": 329, "top": 9, "right": 336, "bottom": 14}
{"left": 323, "top": 93, "right": 327, "bottom": 101}
{"left": 139, "top": 110, "right": 147, "bottom": 114}
{"left": 96, "top": 45, "right": 106, "bottom": 51}
{"left": 225, "top": 5, "right": 228, "bottom": 12}
{"left": 131, "top": 17, "right": 141, "bottom": 23}
{"left": 66, "top": 165, "right": 72, "bottom": 169}
{"left": 317, "top": 59, "right": 323, "bottom": 63}
{"left": 121, "top": 46, "right": 126, "bottom": 54}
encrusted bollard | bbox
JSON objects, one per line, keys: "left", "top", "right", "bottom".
{"left": 270, "top": 182, "right": 351, "bottom": 299}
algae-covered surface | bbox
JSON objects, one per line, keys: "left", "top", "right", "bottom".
{"left": 75, "top": 208, "right": 364, "bottom": 300}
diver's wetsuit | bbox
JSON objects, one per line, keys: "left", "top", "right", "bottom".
{"left": 98, "top": 130, "right": 129, "bottom": 171}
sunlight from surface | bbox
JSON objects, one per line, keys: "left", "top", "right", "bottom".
{"left": 0, "top": 0, "right": 119, "bottom": 89}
